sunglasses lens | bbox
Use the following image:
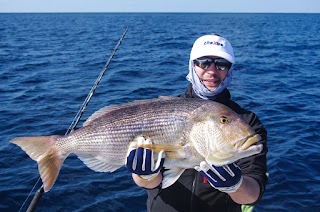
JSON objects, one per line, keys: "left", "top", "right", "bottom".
{"left": 199, "top": 60, "right": 213, "bottom": 69}
{"left": 215, "top": 59, "right": 231, "bottom": 71}
{"left": 193, "top": 58, "right": 213, "bottom": 69}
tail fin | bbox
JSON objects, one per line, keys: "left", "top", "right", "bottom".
{"left": 10, "top": 136, "right": 67, "bottom": 192}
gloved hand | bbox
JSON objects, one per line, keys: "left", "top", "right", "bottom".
{"left": 126, "top": 147, "right": 165, "bottom": 181}
{"left": 195, "top": 161, "right": 243, "bottom": 193}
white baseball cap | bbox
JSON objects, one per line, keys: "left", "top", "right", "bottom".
{"left": 190, "top": 34, "right": 235, "bottom": 63}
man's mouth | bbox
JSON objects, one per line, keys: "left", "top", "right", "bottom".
{"left": 201, "top": 78, "right": 220, "bottom": 84}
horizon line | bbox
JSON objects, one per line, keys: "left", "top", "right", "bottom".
{"left": 1, "top": 11, "right": 319, "bottom": 14}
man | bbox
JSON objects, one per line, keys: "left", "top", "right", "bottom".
{"left": 126, "top": 34, "right": 268, "bottom": 211}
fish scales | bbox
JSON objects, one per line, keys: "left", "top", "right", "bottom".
{"left": 64, "top": 98, "right": 203, "bottom": 162}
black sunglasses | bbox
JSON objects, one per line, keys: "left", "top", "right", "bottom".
{"left": 193, "top": 57, "right": 232, "bottom": 71}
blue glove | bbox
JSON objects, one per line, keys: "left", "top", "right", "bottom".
{"left": 126, "top": 147, "right": 165, "bottom": 181}
{"left": 195, "top": 161, "right": 243, "bottom": 193}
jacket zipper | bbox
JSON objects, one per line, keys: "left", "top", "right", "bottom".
{"left": 190, "top": 172, "right": 198, "bottom": 212}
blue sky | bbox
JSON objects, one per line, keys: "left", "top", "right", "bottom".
{"left": 1, "top": 0, "right": 319, "bottom": 13}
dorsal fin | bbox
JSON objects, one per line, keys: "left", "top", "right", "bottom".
{"left": 83, "top": 96, "right": 179, "bottom": 127}
{"left": 83, "top": 105, "right": 120, "bottom": 127}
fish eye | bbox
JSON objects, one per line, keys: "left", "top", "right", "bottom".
{"left": 219, "top": 116, "right": 229, "bottom": 124}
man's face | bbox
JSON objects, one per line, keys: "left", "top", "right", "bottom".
{"left": 194, "top": 56, "right": 231, "bottom": 91}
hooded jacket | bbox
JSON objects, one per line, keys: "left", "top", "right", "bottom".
{"left": 146, "top": 84, "right": 268, "bottom": 212}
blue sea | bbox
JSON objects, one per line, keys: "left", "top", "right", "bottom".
{"left": 1, "top": 13, "right": 320, "bottom": 211}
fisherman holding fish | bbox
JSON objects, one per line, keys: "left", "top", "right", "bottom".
{"left": 11, "top": 34, "right": 267, "bottom": 212}
{"left": 126, "top": 34, "right": 268, "bottom": 211}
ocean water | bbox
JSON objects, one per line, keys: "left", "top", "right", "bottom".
{"left": 1, "top": 13, "right": 320, "bottom": 211}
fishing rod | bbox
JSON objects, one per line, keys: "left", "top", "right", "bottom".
{"left": 22, "top": 27, "right": 128, "bottom": 212}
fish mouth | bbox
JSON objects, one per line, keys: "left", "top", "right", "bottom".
{"left": 235, "top": 134, "right": 262, "bottom": 150}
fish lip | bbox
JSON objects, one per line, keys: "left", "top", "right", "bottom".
{"left": 234, "top": 134, "right": 262, "bottom": 150}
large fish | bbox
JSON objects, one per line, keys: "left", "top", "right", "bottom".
{"left": 10, "top": 97, "right": 262, "bottom": 192}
